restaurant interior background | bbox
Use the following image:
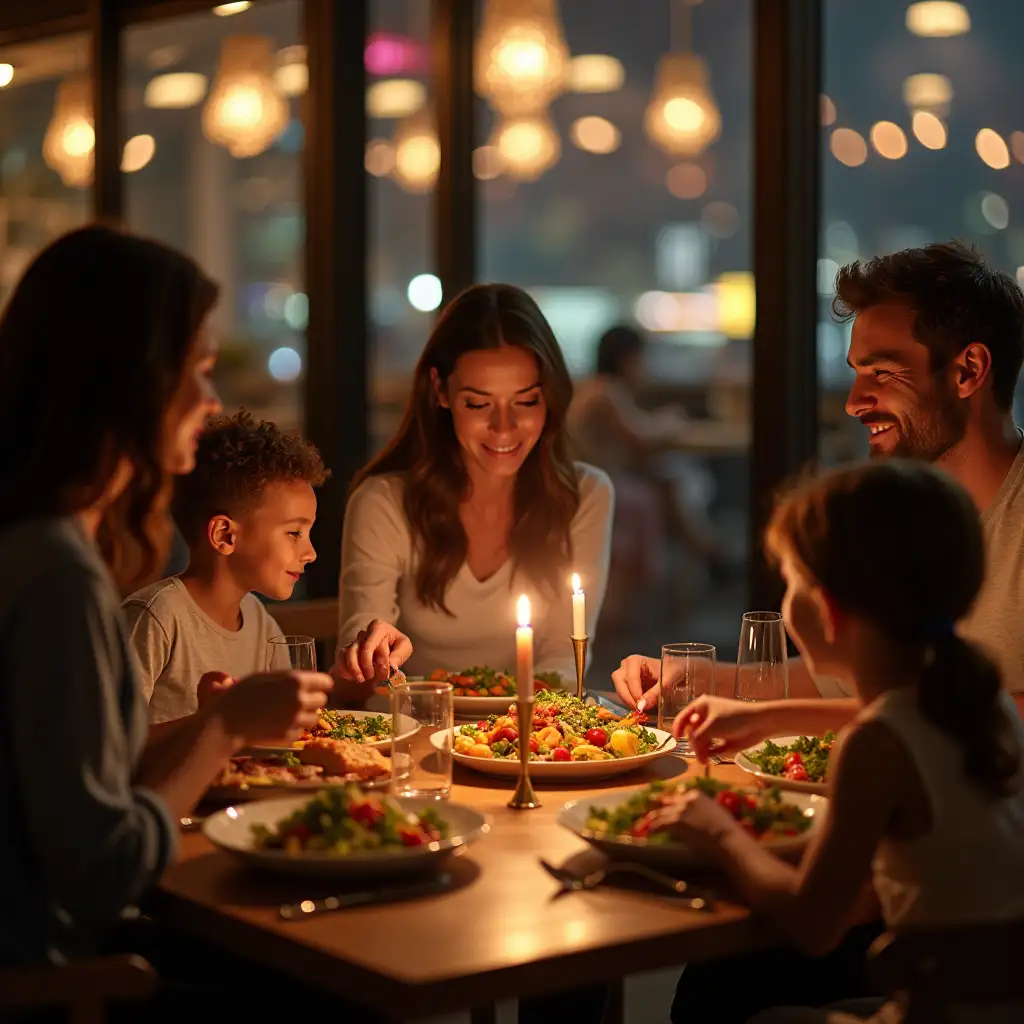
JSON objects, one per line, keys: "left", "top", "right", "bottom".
{"left": 2, "top": 0, "right": 1023, "bottom": 684}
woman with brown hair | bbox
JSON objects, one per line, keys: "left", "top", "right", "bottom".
{"left": 335, "top": 282, "right": 614, "bottom": 686}
{"left": 0, "top": 226, "right": 334, "bottom": 977}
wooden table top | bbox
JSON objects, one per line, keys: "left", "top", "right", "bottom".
{"left": 153, "top": 759, "right": 783, "bottom": 1018}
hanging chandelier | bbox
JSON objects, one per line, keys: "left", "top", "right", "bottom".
{"left": 476, "top": 0, "right": 569, "bottom": 116}
{"left": 645, "top": 2, "right": 721, "bottom": 159}
{"left": 202, "top": 36, "right": 288, "bottom": 157}
{"left": 43, "top": 75, "right": 94, "bottom": 188}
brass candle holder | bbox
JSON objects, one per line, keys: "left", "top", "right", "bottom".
{"left": 572, "top": 635, "right": 589, "bottom": 702}
{"left": 508, "top": 697, "right": 540, "bottom": 810}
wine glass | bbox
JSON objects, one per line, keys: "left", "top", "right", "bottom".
{"left": 734, "top": 611, "right": 789, "bottom": 702}
{"left": 659, "top": 643, "right": 716, "bottom": 754}
{"left": 267, "top": 634, "right": 317, "bottom": 672}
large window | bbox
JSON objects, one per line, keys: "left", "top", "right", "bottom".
{"left": 0, "top": 34, "right": 91, "bottom": 310}
{"left": 820, "top": 0, "right": 1024, "bottom": 461}
{"left": 367, "top": 0, "right": 435, "bottom": 453}
{"left": 123, "top": 0, "right": 304, "bottom": 429}
{"left": 477, "top": 0, "right": 754, "bottom": 667}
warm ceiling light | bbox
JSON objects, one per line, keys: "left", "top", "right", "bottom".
{"left": 366, "top": 79, "right": 426, "bottom": 119}
{"left": 0, "top": 64, "right": 13, "bottom": 88}
{"left": 566, "top": 54, "right": 624, "bottom": 93}
{"left": 905, "top": 2, "right": 970, "bottom": 37}
{"left": 912, "top": 111, "right": 947, "bottom": 150}
{"left": 492, "top": 112, "right": 560, "bottom": 182}
{"left": 820, "top": 94, "right": 836, "bottom": 126}
{"left": 213, "top": 2, "right": 252, "bottom": 15}
{"left": 570, "top": 115, "right": 620, "bottom": 154}
{"left": 473, "top": 144, "right": 504, "bottom": 180}
{"left": 830, "top": 127, "right": 868, "bottom": 167}
{"left": 392, "top": 112, "right": 440, "bottom": 193}
{"left": 43, "top": 75, "right": 94, "bottom": 188}
{"left": 870, "top": 121, "right": 908, "bottom": 160}
{"left": 976, "top": 128, "right": 1010, "bottom": 169}
{"left": 273, "top": 62, "right": 307, "bottom": 98}
{"left": 144, "top": 72, "right": 208, "bottom": 109}
{"left": 121, "top": 133, "right": 156, "bottom": 173}
{"left": 476, "top": 0, "right": 569, "bottom": 115}
{"left": 364, "top": 138, "right": 395, "bottom": 177}
{"left": 645, "top": 53, "right": 721, "bottom": 157}
{"left": 202, "top": 36, "right": 289, "bottom": 157}
{"left": 902, "top": 73, "right": 952, "bottom": 114}
{"left": 666, "top": 161, "right": 706, "bottom": 199}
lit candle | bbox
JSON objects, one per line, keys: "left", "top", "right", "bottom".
{"left": 516, "top": 594, "right": 534, "bottom": 702}
{"left": 571, "top": 573, "right": 586, "bottom": 638}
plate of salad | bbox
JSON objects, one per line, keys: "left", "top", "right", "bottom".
{"left": 558, "top": 776, "right": 825, "bottom": 869}
{"left": 243, "top": 709, "right": 419, "bottom": 755}
{"left": 431, "top": 689, "right": 674, "bottom": 780}
{"left": 203, "top": 785, "right": 489, "bottom": 878}
{"left": 423, "top": 667, "right": 568, "bottom": 716}
{"left": 735, "top": 734, "right": 835, "bottom": 794}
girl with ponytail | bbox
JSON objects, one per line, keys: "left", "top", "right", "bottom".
{"left": 655, "top": 460, "right": 1024, "bottom": 1024}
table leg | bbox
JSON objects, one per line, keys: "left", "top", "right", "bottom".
{"left": 470, "top": 1006, "right": 498, "bottom": 1024}
{"left": 602, "top": 980, "right": 625, "bottom": 1024}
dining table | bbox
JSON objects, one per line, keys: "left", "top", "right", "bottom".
{"left": 152, "top": 753, "right": 804, "bottom": 1023}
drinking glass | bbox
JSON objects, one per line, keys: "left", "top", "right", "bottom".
{"left": 659, "top": 643, "right": 716, "bottom": 755}
{"left": 267, "top": 634, "right": 317, "bottom": 672}
{"left": 390, "top": 680, "right": 453, "bottom": 800}
{"left": 734, "top": 611, "right": 789, "bottom": 701}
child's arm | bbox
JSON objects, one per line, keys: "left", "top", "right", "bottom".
{"left": 656, "top": 719, "right": 905, "bottom": 955}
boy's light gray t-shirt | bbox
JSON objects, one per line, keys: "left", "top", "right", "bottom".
{"left": 123, "top": 577, "right": 284, "bottom": 723}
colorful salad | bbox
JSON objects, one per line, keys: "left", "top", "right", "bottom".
{"left": 745, "top": 733, "right": 835, "bottom": 783}
{"left": 429, "top": 666, "right": 565, "bottom": 698}
{"left": 453, "top": 689, "right": 660, "bottom": 763}
{"left": 586, "top": 777, "right": 815, "bottom": 842}
{"left": 300, "top": 710, "right": 392, "bottom": 744}
{"left": 251, "top": 786, "right": 449, "bottom": 854}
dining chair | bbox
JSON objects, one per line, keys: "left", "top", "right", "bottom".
{"left": 867, "top": 918, "right": 1024, "bottom": 1023}
{"left": 0, "top": 953, "right": 156, "bottom": 1024}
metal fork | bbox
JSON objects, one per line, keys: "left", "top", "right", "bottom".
{"left": 539, "top": 858, "right": 716, "bottom": 911}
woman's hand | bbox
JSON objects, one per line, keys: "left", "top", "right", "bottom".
{"left": 212, "top": 670, "right": 333, "bottom": 741}
{"left": 334, "top": 619, "right": 412, "bottom": 685}
{"left": 610, "top": 654, "right": 661, "bottom": 710}
{"left": 674, "top": 694, "right": 777, "bottom": 761}
{"left": 644, "top": 790, "right": 740, "bottom": 858}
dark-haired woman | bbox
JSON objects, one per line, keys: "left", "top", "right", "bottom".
{"left": 0, "top": 226, "right": 335, "bottom": 1008}
{"left": 336, "top": 283, "right": 613, "bottom": 683}
{"left": 661, "top": 460, "right": 1024, "bottom": 1024}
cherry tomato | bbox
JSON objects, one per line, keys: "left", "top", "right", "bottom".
{"left": 783, "top": 752, "right": 803, "bottom": 769}
{"left": 715, "top": 790, "right": 742, "bottom": 816}
{"left": 398, "top": 827, "right": 427, "bottom": 847}
{"left": 288, "top": 824, "right": 312, "bottom": 844}
{"left": 348, "top": 800, "right": 384, "bottom": 827}
{"left": 496, "top": 726, "right": 518, "bottom": 744}
{"left": 528, "top": 737, "right": 539, "bottom": 753}
{"left": 534, "top": 679, "right": 552, "bottom": 691}
{"left": 585, "top": 727, "right": 608, "bottom": 747}
{"left": 551, "top": 746, "right": 571, "bottom": 762}
{"left": 742, "top": 794, "right": 759, "bottom": 813}
{"left": 634, "top": 713, "right": 649, "bottom": 725}
{"left": 476, "top": 720, "right": 488, "bottom": 730}
{"left": 786, "top": 763, "right": 809, "bottom": 782}
{"left": 629, "top": 819, "right": 652, "bottom": 839}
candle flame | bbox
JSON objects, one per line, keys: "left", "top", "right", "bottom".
{"left": 516, "top": 594, "right": 531, "bottom": 627}
{"left": 571, "top": 572, "right": 581, "bottom": 593}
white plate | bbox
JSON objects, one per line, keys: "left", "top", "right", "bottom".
{"left": 243, "top": 710, "right": 419, "bottom": 755}
{"left": 431, "top": 726, "right": 677, "bottom": 781}
{"left": 734, "top": 736, "right": 829, "bottom": 795}
{"left": 203, "top": 793, "right": 489, "bottom": 879}
{"left": 559, "top": 786, "right": 827, "bottom": 869}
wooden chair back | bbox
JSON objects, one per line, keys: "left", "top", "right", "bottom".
{"left": 868, "top": 919, "right": 1024, "bottom": 1024}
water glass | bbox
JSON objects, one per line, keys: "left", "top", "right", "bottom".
{"left": 267, "top": 634, "right": 317, "bottom": 672}
{"left": 390, "top": 680, "right": 453, "bottom": 800}
{"left": 659, "top": 643, "right": 716, "bottom": 754}
{"left": 734, "top": 611, "right": 789, "bottom": 701}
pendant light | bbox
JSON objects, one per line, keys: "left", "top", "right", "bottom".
{"left": 43, "top": 75, "right": 94, "bottom": 188}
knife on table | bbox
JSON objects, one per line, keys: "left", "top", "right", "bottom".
{"left": 279, "top": 872, "right": 453, "bottom": 920}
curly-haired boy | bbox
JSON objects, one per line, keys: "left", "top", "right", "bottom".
{"left": 124, "top": 410, "right": 329, "bottom": 725}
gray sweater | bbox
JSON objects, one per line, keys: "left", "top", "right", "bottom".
{"left": 0, "top": 516, "right": 176, "bottom": 965}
